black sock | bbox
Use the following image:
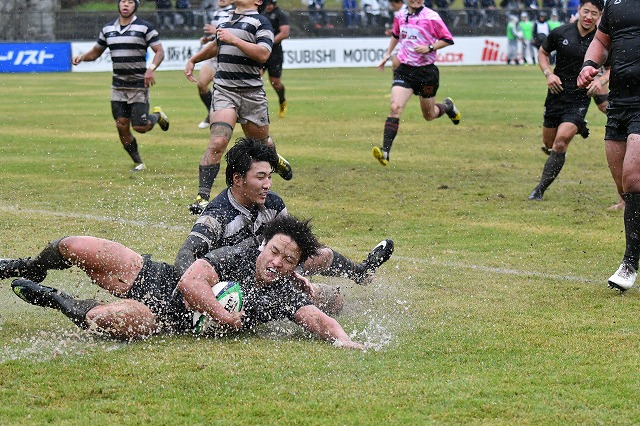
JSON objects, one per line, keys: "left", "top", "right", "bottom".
{"left": 51, "top": 292, "right": 100, "bottom": 329}
{"left": 383, "top": 117, "right": 399, "bottom": 154}
{"left": 276, "top": 87, "right": 286, "bottom": 104}
{"left": 623, "top": 192, "right": 640, "bottom": 270}
{"left": 435, "top": 103, "right": 446, "bottom": 117}
{"left": 200, "top": 90, "right": 212, "bottom": 113}
{"left": 123, "top": 137, "right": 143, "bottom": 164}
{"left": 320, "top": 250, "right": 365, "bottom": 281}
{"left": 198, "top": 164, "right": 220, "bottom": 200}
{"left": 25, "top": 237, "right": 72, "bottom": 282}
{"left": 536, "top": 150, "right": 565, "bottom": 193}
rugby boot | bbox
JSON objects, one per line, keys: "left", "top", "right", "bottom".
{"left": 443, "top": 98, "right": 461, "bottom": 125}
{"left": 372, "top": 147, "right": 389, "bottom": 166}
{"left": 153, "top": 106, "right": 170, "bottom": 131}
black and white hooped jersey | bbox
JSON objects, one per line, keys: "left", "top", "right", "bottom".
{"left": 97, "top": 16, "right": 161, "bottom": 89}
{"left": 215, "top": 11, "right": 274, "bottom": 88}
{"left": 188, "top": 188, "right": 287, "bottom": 253}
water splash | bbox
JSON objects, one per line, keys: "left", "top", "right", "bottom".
{"left": 0, "top": 325, "right": 125, "bottom": 363}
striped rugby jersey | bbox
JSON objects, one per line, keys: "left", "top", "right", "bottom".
{"left": 96, "top": 16, "right": 161, "bottom": 89}
{"left": 392, "top": 6, "right": 453, "bottom": 67}
{"left": 215, "top": 11, "right": 274, "bottom": 88}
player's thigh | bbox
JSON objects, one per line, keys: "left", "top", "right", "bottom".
{"left": 60, "top": 236, "right": 143, "bottom": 294}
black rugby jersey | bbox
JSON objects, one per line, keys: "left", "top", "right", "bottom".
{"left": 203, "top": 246, "right": 312, "bottom": 330}
{"left": 598, "top": 0, "right": 640, "bottom": 107}
{"left": 542, "top": 22, "right": 596, "bottom": 93}
{"left": 97, "top": 16, "right": 161, "bottom": 89}
{"left": 262, "top": 6, "right": 289, "bottom": 56}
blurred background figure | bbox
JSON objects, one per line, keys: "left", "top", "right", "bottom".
{"left": 156, "top": 0, "right": 175, "bottom": 30}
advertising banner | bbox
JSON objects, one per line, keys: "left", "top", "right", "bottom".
{"left": 0, "top": 42, "right": 71, "bottom": 73}
{"left": 67, "top": 36, "right": 510, "bottom": 73}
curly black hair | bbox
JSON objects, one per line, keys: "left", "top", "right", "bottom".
{"left": 225, "top": 138, "right": 279, "bottom": 187}
{"left": 262, "top": 215, "right": 321, "bottom": 263}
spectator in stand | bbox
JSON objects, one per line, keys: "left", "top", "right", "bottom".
{"left": 565, "top": 0, "right": 580, "bottom": 20}
{"left": 202, "top": 0, "right": 218, "bottom": 22}
{"left": 548, "top": 10, "right": 562, "bottom": 30}
{"left": 308, "top": 0, "right": 333, "bottom": 29}
{"left": 464, "top": 0, "right": 481, "bottom": 27}
{"left": 176, "top": 0, "right": 196, "bottom": 30}
{"left": 433, "top": 0, "right": 453, "bottom": 26}
{"left": 533, "top": 10, "right": 550, "bottom": 48}
{"left": 361, "top": 0, "right": 382, "bottom": 27}
{"left": 343, "top": 0, "right": 359, "bottom": 28}
{"left": 506, "top": 14, "right": 522, "bottom": 65}
{"left": 156, "top": 0, "right": 175, "bottom": 30}
{"left": 519, "top": 11, "right": 536, "bottom": 65}
{"left": 480, "top": 0, "right": 496, "bottom": 27}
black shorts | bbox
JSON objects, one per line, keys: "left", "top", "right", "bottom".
{"left": 392, "top": 63, "right": 440, "bottom": 98}
{"left": 111, "top": 101, "right": 152, "bottom": 127}
{"left": 263, "top": 50, "right": 284, "bottom": 79}
{"left": 605, "top": 106, "right": 640, "bottom": 141}
{"left": 543, "top": 90, "right": 590, "bottom": 129}
{"left": 123, "top": 255, "right": 193, "bottom": 333}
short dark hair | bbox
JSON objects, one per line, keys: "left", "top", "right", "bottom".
{"left": 581, "top": 0, "right": 604, "bottom": 11}
{"left": 262, "top": 215, "right": 321, "bottom": 264}
{"left": 225, "top": 138, "right": 279, "bottom": 187}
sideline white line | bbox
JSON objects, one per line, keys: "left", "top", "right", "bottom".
{"left": 0, "top": 205, "right": 603, "bottom": 285}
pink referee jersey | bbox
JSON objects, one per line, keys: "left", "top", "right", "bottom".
{"left": 393, "top": 6, "right": 454, "bottom": 67}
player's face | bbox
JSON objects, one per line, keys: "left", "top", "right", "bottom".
{"left": 577, "top": 2, "right": 602, "bottom": 31}
{"left": 406, "top": 0, "right": 424, "bottom": 11}
{"left": 119, "top": 0, "right": 136, "bottom": 18}
{"left": 255, "top": 234, "right": 301, "bottom": 285}
{"left": 218, "top": 0, "right": 232, "bottom": 7}
{"left": 233, "top": 161, "right": 273, "bottom": 208}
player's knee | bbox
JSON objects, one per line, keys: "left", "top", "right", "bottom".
{"left": 210, "top": 122, "right": 233, "bottom": 140}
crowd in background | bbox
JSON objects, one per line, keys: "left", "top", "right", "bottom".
{"left": 154, "top": 0, "right": 580, "bottom": 32}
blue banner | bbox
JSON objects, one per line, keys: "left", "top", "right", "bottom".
{"left": 0, "top": 42, "right": 71, "bottom": 73}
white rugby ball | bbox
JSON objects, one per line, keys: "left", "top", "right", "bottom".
{"left": 193, "top": 281, "right": 243, "bottom": 335}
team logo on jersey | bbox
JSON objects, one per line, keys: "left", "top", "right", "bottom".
{"left": 613, "top": 0, "right": 621, "bottom": 4}
{"left": 562, "top": 39, "right": 569, "bottom": 46}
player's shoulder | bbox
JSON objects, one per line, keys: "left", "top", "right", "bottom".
{"left": 265, "top": 191, "right": 286, "bottom": 210}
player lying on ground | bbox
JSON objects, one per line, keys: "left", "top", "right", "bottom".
{"left": 2, "top": 216, "right": 364, "bottom": 349}
{"left": 175, "top": 138, "right": 395, "bottom": 308}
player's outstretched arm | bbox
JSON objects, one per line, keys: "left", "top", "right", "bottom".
{"left": 71, "top": 46, "right": 106, "bottom": 65}
{"left": 294, "top": 305, "right": 364, "bottom": 350}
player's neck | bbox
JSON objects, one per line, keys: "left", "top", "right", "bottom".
{"left": 576, "top": 21, "right": 594, "bottom": 37}
{"left": 234, "top": 6, "right": 257, "bottom": 13}
{"left": 119, "top": 14, "right": 135, "bottom": 26}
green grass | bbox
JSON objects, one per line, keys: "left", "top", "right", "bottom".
{"left": 0, "top": 66, "right": 637, "bottom": 424}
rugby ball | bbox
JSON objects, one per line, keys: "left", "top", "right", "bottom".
{"left": 193, "top": 281, "right": 243, "bottom": 335}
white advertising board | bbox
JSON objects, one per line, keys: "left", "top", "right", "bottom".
{"left": 71, "top": 36, "right": 509, "bottom": 72}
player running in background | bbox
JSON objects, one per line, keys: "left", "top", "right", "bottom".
{"left": 260, "top": 0, "right": 290, "bottom": 118}
{"left": 183, "top": 0, "right": 293, "bottom": 215}
{"left": 528, "top": 0, "right": 606, "bottom": 202}
{"left": 195, "top": 0, "right": 234, "bottom": 129}
{"left": 372, "top": 0, "right": 460, "bottom": 166}
{"left": 72, "top": 0, "right": 170, "bottom": 174}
